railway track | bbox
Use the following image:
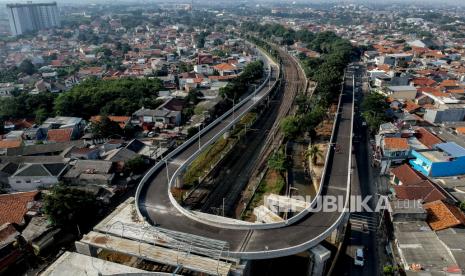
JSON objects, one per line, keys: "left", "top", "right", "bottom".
{"left": 246, "top": 47, "right": 307, "bottom": 186}
{"left": 181, "top": 46, "right": 307, "bottom": 217}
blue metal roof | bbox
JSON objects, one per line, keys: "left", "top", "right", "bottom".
{"left": 435, "top": 142, "right": 465, "bottom": 157}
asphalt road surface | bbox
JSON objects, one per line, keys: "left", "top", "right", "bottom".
{"left": 332, "top": 63, "right": 379, "bottom": 276}
{"left": 137, "top": 52, "right": 355, "bottom": 258}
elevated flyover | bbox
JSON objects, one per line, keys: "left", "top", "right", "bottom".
{"left": 136, "top": 45, "right": 355, "bottom": 259}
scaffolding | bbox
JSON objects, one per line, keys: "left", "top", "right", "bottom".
{"left": 101, "top": 221, "right": 233, "bottom": 273}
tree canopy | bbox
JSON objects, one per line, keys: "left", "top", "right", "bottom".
{"left": 18, "top": 60, "right": 36, "bottom": 75}
{"left": 43, "top": 185, "right": 99, "bottom": 228}
{"left": 219, "top": 60, "right": 264, "bottom": 100}
{"left": 0, "top": 92, "right": 56, "bottom": 122}
{"left": 244, "top": 22, "right": 355, "bottom": 141}
{"left": 55, "top": 77, "right": 163, "bottom": 119}
{"left": 90, "top": 115, "right": 124, "bottom": 138}
{"left": 362, "top": 93, "right": 390, "bottom": 134}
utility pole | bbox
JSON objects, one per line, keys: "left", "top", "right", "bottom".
{"left": 164, "top": 159, "right": 170, "bottom": 184}
{"left": 198, "top": 123, "right": 201, "bottom": 150}
{"left": 222, "top": 198, "right": 225, "bottom": 217}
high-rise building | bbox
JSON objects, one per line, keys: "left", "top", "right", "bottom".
{"left": 6, "top": 2, "right": 60, "bottom": 36}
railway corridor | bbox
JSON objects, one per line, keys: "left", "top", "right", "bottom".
{"left": 136, "top": 45, "right": 355, "bottom": 259}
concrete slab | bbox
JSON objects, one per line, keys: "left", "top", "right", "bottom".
{"left": 40, "top": 251, "right": 172, "bottom": 276}
{"left": 81, "top": 231, "right": 232, "bottom": 276}
{"left": 253, "top": 205, "right": 284, "bottom": 223}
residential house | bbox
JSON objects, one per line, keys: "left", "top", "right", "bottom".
{"left": 0, "top": 223, "right": 21, "bottom": 273}
{"left": 41, "top": 116, "right": 85, "bottom": 140}
{"left": 415, "top": 127, "right": 443, "bottom": 149}
{"left": 90, "top": 116, "right": 131, "bottom": 129}
{"left": 21, "top": 216, "right": 59, "bottom": 255}
{"left": 410, "top": 142, "right": 465, "bottom": 177}
{"left": 423, "top": 103, "right": 465, "bottom": 124}
{"left": 212, "top": 63, "right": 238, "bottom": 76}
{"left": 0, "top": 191, "right": 40, "bottom": 226}
{"left": 0, "top": 140, "right": 22, "bottom": 156}
{"left": 63, "top": 160, "right": 114, "bottom": 186}
{"left": 382, "top": 137, "right": 410, "bottom": 161}
{"left": 132, "top": 98, "right": 183, "bottom": 128}
{"left": 46, "top": 128, "right": 73, "bottom": 143}
{"left": 376, "top": 53, "right": 413, "bottom": 67}
{"left": 383, "top": 85, "right": 417, "bottom": 100}
{"left": 390, "top": 164, "right": 448, "bottom": 203}
{"left": 197, "top": 53, "right": 213, "bottom": 64}
{"left": 194, "top": 64, "right": 214, "bottom": 75}
{"left": 69, "top": 147, "right": 100, "bottom": 160}
{"left": 423, "top": 200, "right": 465, "bottom": 231}
{"left": 7, "top": 163, "right": 67, "bottom": 191}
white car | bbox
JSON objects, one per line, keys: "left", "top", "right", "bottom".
{"left": 354, "top": 248, "right": 365, "bottom": 266}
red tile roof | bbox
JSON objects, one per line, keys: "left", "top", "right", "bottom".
{"left": 47, "top": 128, "right": 73, "bottom": 143}
{"left": 456, "top": 127, "right": 465, "bottom": 135}
{"left": 404, "top": 101, "right": 421, "bottom": 113}
{"left": 418, "top": 87, "right": 441, "bottom": 95}
{"left": 213, "top": 63, "right": 235, "bottom": 71}
{"left": 438, "top": 79, "right": 459, "bottom": 88}
{"left": 384, "top": 137, "right": 409, "bottom": 150}
{"left": 0, "top": 140, "right": 22, "bottom": 149}
{"left": 412, "top": 77, "right": 436, "bottom": 87}
{"left": 391, "top": 164, "right": 425, "bottom": 185}
{"left": 391, "top": 164, "right": 448, "bottom": 203}
{"left": 394, "top": 185, "right": 447, "bottom": 203}
{"left": 448, "top": 89, "right": 465, "bottom": 94}
{"left": 415, "top": 127, "right": 443, "bottom": 149}
{"left": 423, "top": 200, "right": 465, "bottom": 231}
{"left": 0, "top": 191, "right": 39, "bottom": 225}
{"left": 90, "top": 116, "right": 131, "bottom": 128}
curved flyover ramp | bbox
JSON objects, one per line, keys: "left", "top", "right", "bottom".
{"left": 136, "top": 51, "right": 355, "bottom": 260}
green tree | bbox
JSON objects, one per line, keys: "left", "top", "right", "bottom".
{"left": 383, "top": 265, "right": 398, "bottom": 276}
{"left": 18, "top": 59, "right": 35, "bottom": 75}
{"left": 91, "top": 116, "right": 123, "bottom": 138}
{"left": 280, "top": 116, "right": 300, "bottom": 140}
{"left": 459, "top": 201, "right": 465, "bottom": 212}
{"left": 306, "top": 144, "right": 323, "bottom": 165}
{"left": 268, "top": 148, "right": 289, "bottom": 182}
{"left": 125, "top": 155, "right": 147, "bottom": 174}
{"left": 43, "top": 185, "right": 99, "bottom": 227}
{"left": 186, "top": 123, "right": 199, "bottom": 137}
{"left": 54, "top": 78, "right": 162, "bottom": 119}
{"left": 361, "top": 93, "right": 389, "bottom": 134}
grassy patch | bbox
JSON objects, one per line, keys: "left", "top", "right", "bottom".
{"left": 182, "top": 112, "right": 258, "bottom": 188}
{"left": 242, "top": 169, "right": 285, "bottom": 221}
{"left": 182, "top": 137, "right": 235, "bottom": 187}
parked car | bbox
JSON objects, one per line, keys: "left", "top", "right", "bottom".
{"left": 354, "top": 247, "right": 365, "bottom": 266}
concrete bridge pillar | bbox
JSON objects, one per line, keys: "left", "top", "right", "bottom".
{"left": 223, "top": 130, "right": 231, "bottom": 139}
{"left": 75, "top": 241, "right": 98, "bottom": 257}
{"left": 307, "top": 244, "right": 331, "bottom": 276}
{"left": 328, "top": 213, "right": 349, "bottom": 244}
{"left": 230, "top": 260, "right": 250, "bottom": 276}
{"left": 175, "top": 175, "right": 183, "bottom": 189}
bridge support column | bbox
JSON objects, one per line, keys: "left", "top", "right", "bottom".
{"left": 175, "top": 175, "right": 183, "bottom": 189}
{"left": 328, "top": 214, "right": 349, "bottom": 244}
{"left": 230, "top": 260, "right": 250, "bottom": 276}
{"left": 307, "top": 244, "right": 331, "bottom": 276}
{"left": 223, "top": 130, "right": 230, "bottom": 139}
{"left": 75, "top": 241, "right": 98, "bottom": 257}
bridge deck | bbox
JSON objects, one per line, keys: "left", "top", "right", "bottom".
{"left": 137, "top": 52, "right": 355, "bottom": 259}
